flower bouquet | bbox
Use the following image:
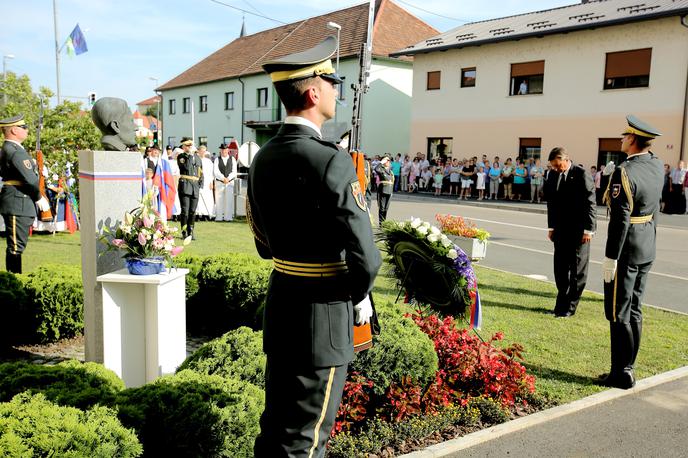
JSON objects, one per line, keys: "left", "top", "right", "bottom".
{"left": 380, "top": 218, "right": 481, "bottom": 326}
{"left": 436, "top": 214, "right": 490, "bottom": 261}
{"left": 100, "top": 191, "right": 189, "bottom": 275}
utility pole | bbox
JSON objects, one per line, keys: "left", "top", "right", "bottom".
{"left": 53, "top": 0, "right": 61, "bottom": 104}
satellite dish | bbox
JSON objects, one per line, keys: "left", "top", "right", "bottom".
{"left": 238, "top": 141, "right": 260, "bottom": 167}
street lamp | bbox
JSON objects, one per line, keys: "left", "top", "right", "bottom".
{"left": 148, "top": 76, "right": 161, "bottom": 148}
{"left": 326, "top": 22, "right": 341, "bottom": 73}
{"left": 3, "top": 54, "right": 15, "bottom": 105}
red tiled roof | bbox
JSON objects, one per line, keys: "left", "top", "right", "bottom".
{"left": 133, "top": 111, "right": 162, "bottom": 130}
{"left": 136, "top": 95, "right": 161, "bottom": 106}
{"left": 159, "top": 0, "right": 437, "bottom": 91}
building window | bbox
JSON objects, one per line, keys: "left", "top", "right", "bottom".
{"left": 225, "top": 92, "right": 234, "bottom": 110}
{"left": 169, "top": 99, "right": 176, "bottom": 115}
{"left": 198, "top": 136, "right": 207, "bottom": 147}
{"left": 427, "top": 71, "right": 441, "bottom": 90}
{"left": 510, "top": 60, "right": 544, "bottom": 95}
{"left": 427, "top": 137, "right": 452, "bottom": 162}
{"left": 223, "top": 136, "right": 233, "bottom": 145}
{"left": 519, "top": 138, "right": 541, "bottom": 160}
{"left": 257, "top": 88, "right": 268, "bottom": 107}
{"left": 461, "top": 67, "right": 476, "bottom": 87}
{"left": 167, "top": 136, "right": 176, "bottom": 147}
{"left": 604, "top": 48, "right": 651, "bottom": 90}
{"left": 199, "top": 95, "right": 208, "bottom": 112}
{"left": 338, "top": 77, "right": 346, "bottom": 100}
{"left": 598, "top": 138, "right": 626, "bottom": 169}
{"left": 183, "top": 97, "right": 190, "bottom": 113}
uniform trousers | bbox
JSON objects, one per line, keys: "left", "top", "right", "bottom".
{"left": 552, "top": 238, "right": 590, "bottom": 315}
{"left": 2, "top": 214, "right": 33, "bottom": 274}
{"left": 377, "top": 191, "right": 392, "bottom": 225}
{"left": 178, "top": 193, "right": 199, "bottom": 231}
{"left": 254, "top": 357, "right": 347, "bottom": 458}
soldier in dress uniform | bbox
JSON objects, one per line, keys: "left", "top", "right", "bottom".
{"left": 599, "top": 115, "right": 664, "bottom": 389}
{"left": 176, "top": 137, "right": 203, "bottom": 240}
{"left": 375, "top": 156, "right": 394, "bottom": 225}
{"left": 248, "top": 36, "right": 381, "bottom": 457}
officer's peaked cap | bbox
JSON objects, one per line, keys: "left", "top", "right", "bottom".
{"left": 0, "top": 114, "right": 25, "bottom": 128}
{"left": 622, "top": 115, "right": 661, "bottom": 139}
{"left": 262, "top": 36, "right": 343, "bottom": 84}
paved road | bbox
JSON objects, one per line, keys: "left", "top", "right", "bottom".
{"left": 371, "top": 194, "right": 688, "bottom": 314}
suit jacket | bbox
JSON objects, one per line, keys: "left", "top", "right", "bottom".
{"left": 0, "top": 140, "right": 40, "bottom": 217}
{"left": 545, "top": 163, "right": 596, "bottom": 243}
{"left": 247, "top": 123, "right": 381, "bottom": 367}
{"left": 604, "top": 152, "right": 663, "bottom": 264}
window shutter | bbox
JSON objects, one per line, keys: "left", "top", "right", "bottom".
{"left": 605, "top": 49, "right": 651, "bottom": 78}
{"left": 599, "top": 138, "right": 622, "bottom": 152}
{"left": 511, "top": 61, "right": 545, "bottom": 77}
{"left": 427, "top": 71, "right": 441, "bottom": 90}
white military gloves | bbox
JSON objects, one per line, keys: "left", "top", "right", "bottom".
{"left": 353, "top": 296, "right": 373, "bottom": 325}
{"left": 36, "top": 197, "right": 50, "bottom": 212}
{"left": 602, "top": 257, "right": 618, "bottom": 283}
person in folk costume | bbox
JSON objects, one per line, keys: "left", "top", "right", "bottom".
{"left": 214, "top": 143, "right": 238, "bottom": 221}
{"left": 195, "top": 145, "right": 216, "bottom": 220}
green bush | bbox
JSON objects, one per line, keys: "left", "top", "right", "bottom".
{"left": 0, "top": 360, "right": 124, "bottom": 410}
{"left": 327, "top": 405, "right": 480, "bottom": 458}
{"left": 178, "top": 326, "right": 266, "bottom": 388}
{"left": 349, "top": 306, "right": 438, "bottom": 394}
{"left": 117, "top": 369, "right": 264, "bottom": 457}
{"left": 193, "top": 253, "right": 272, "bottom": 334}
{"left": 469, "top": 396, "right": 511, "bottom": 425}
{"left": 173, "top": 253, "right": 205, "bottom": 302}
{"left": 21, "top": 265, "right": 84, "bottom": 343}
{"left": 0, "top": 272, "right": 30, "bottom": 345}
{"left": 0, "top": 392, "right": 142, "bottom": 458}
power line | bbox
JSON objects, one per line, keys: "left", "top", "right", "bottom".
{"left": 209, "top": 0, "right": 287, "bottom": 24}
{"left": 239, "top": 0, "right": 267, "bottom": 18}
{"left": 396, "top": 0, "right": 470, "bottom": 23}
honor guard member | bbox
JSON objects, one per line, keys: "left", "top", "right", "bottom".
{"left": 0, "top": 115, "right": 50, "bottom": 273}
{"left": 600, "top": 115, "right": 664, "bottom": 389}
{"left": 248, "top": 36, "right": 381, "bottom": 457}
{"left": 176, "top": 137, "right": 203, "bottom": 240}
{"left": 375, "top": 156, "right": 394, "bottom": 225}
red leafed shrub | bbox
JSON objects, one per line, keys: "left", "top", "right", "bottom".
{"left": 411, "top": 313, "right": 535, "bottom": 408}
{"left": 382, "top": 376, "right": 422, "bottom": 422}
{"left": 332, "top": 373, "right": 374, "bottom": 437}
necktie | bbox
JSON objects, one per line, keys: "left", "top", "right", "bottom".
{"left": 557, "top": 173, "right": 564, "bottom": 191}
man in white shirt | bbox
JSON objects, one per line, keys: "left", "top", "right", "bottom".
{"left": 213, "top": 143, "right": 238, "bottom": 221}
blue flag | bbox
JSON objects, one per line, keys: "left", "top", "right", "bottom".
{"left": 68, "top": 24, "right": 88, "bottom": 55}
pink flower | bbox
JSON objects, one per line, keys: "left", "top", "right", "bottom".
{"left": 138, "top": 232, "right": 147, "bottom": 246}
{"left": 153, "top": 238, "right": 165, "bottom": 249}
{"left": 112, "top": 239, "right": 125, "bottom": 248}
{"left": 170, "top": 246, "right": 184, "bottom": 256}
{"left": 143, "top": 216, "right": 154, "bottom": 228}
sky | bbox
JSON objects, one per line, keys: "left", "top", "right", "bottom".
{"left": 1, "top": 0, "right": 575, "bottom": 111}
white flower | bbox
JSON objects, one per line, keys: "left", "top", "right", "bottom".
{"left": 421, "top": 221, "right": 431, "bottom": 228}
{"left": 427, "top": 233, "right": 440, "bottom": 243}
{"left": 124, "top": 212, "right": 133, "bottom": 225}
{"left": 441, "top": 236, "right": 452, "bottom": 247}
{"left": 447, "top": 249, "right": 458, "bottom": 260}
{"left": 430, "top": 226, "right": 441, "bottom": 235}
{"left": 121, "top": 225, "right": 132, "bottom": 235}
{"left": 410, "top": 218, "right": 422, "bottom": 229}
{"left": 417, "top": 226, "right": 429, "bottom": 235}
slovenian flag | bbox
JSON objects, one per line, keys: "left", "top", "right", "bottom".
{"left": 66, "top": 24, "right": 88, "bottom": 57}
{"left": 469, "top": 288, "right": 482, "bottom": 330}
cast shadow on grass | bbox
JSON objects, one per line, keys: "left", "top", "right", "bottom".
{"left": 479, "top": 284, "right": 558, "bottom": 300}
{"left": 525, "top": 363, "right": 602, "bottom": 387}
{"left": 481, "top": 299, "right": 553, "bottom": 315}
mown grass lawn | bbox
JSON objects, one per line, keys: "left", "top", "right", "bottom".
{"left": 16, "top": 220, "right": 688, "bottom": 405}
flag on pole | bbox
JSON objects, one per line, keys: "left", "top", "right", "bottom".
{"left": 65, "top": 24, "right": 88, "bottom": 57}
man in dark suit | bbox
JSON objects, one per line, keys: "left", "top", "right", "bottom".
{"left": 248, "top": 37, "right": 381, "bottom": 457}
{"left": 0, "top": 115, "right": 50, "bottom": 273}
{"left": 176, "top": 137, "right": 203, "bottom": 240}
{"left": 545, "top": 146, "right": 596, "bottom": 318}
{"left": 599, "top": 115, "right": 664, "bottom": 389}
{"left": 375, "top": 156, "right": 394, "bottom": 225}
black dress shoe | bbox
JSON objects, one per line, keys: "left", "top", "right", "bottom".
{"left": 554, "top": 311, "right": 575, "bottom": 318}
{"left": 597, "top": 371, "right": 635, "bottom": 389}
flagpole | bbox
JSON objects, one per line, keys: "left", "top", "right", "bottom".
{"left": 53, "top": 0, "right": 61, "bottom": 104}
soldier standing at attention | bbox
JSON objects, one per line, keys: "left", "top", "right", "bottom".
{"left": 0, "top": 115, "right": 50, "bottom": 273}
{"left": 248, "top": 37, "right": 381, "bottom": 457}
{"left": 176, "top": 137, "right": 203, "bottom": 240}
{"left": 375, "top": 156, "right": 394, "bottom": 225}
{"left": 599, "top": 115, "right": 664, "bottom": 389}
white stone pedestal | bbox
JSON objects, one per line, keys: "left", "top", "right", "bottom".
{"left": 97, "top": 268, "right": 188, "bottom": 387}
{"left": 447, "top": 235, "right": 488, "bottom": 262}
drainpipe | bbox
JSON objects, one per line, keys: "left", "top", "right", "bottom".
{"left": 239, "top": 76, "right": 245, "bottom": 144}
{"left": 680, "top": 15, "right": 688, "bottom": 161}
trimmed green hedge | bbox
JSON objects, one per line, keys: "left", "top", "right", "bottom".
{"left": 0, "top": 392, "right": 142, "bottom": 458}
{"left": 0, "top": 272, "right": 30, "bottom": 346}
{"left": 178, "top": 326, "right": 266, "bottom": 388}
{"left": 0, "top": 360, "right": 124, "bottom": 410}
{"left": 193, "top": 253, "right": 272, "bottom": 334}
{"left": 117, "top": 369, "right": 264, "bottom": 457}
{"left": 21, "top": 265, "right": 84, "bottom": 343}
{"left": 349, "top": 306, "right": 438, "bottom": 394}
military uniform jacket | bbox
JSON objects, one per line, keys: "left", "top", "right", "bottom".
{"left": 604, "top": 152, "right": 663, "bottom": 264}
{"left": 177, "top": 152, "right": 203, "bottom": 197}
{"left": 0, "top": 140, "right": 40, "bottom": 217}
{"left": 375, "top": 164, "right": 394, "bottom": 195}
{"left": 545, "top": 164, "right": 596, "bottom": 242}
{"left": 248, "top": 123, "right": 382, "bottom": 368}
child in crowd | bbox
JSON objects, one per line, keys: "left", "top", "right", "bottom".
{"left": 433, "top": 167, "right": 444, "bottom": 196}
{"left": 144, "top": 168, "right": 159, "bottom": 198}
{"left": 420, "top": 167, "right": 433, "bottom": 192}
{"left": 476, "top": 166, "right": 486, "bottom": 200}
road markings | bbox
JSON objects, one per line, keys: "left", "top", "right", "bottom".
{"left": 466, "top": 217, "right": 548, "bottom": 231}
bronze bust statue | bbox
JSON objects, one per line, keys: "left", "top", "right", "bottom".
{"left": 91, "top": 97, "right": 137, "bottom": 151}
